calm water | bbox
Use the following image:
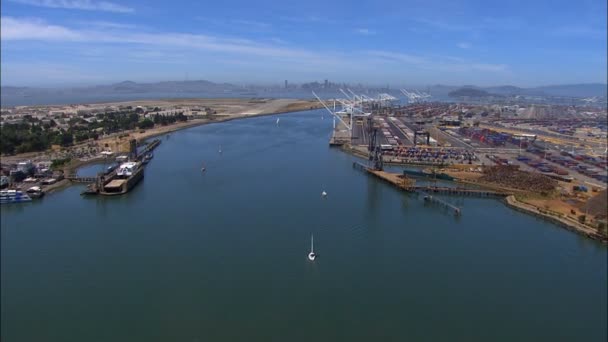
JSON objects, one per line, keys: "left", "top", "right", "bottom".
{"left": 2, "top": 110, "right": 606, "bottom": 341}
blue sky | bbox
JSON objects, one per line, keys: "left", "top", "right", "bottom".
{"left": 1, "top": 0, "right": 606, "bottom": 87}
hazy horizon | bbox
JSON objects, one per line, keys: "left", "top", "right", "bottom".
{"left": 1, "top": 0, "right": 607, "bottom": 87}
{"left": 2, "top": 78, "right": 608, "bottom": 90}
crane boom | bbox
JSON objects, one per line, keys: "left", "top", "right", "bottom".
{"left": 312, "top": 91, "right": 351, "bottom": 130}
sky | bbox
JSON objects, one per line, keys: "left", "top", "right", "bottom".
{"left": 1, "top": 0, "right": 606, "bottom": 87}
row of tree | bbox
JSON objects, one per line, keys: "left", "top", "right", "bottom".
{"left": 0, "top": 111, "right": 188, "bottom": 155}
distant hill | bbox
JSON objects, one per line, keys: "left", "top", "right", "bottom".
{"left": 448, "top": 87, "right": 494, "bottom": 98}
{"left": 0, "top": 80, "right": 241, "bottom": 97}
{"left": 431, "top": 83, "right": 606, "bottom": 98}
{"left": 1, "top": 81, "right": 606, "bottom": 104}
{"left": 484, "top": 85, "right": 525, "bottom": 95}
{"left": 531, "top": 84, "right": 607, "bottom": 98}
{"left": 82, "top": 80, "right": 240, "bottom": 93}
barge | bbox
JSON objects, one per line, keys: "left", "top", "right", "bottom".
{"left": 98, "top": 161, "right": 144, "bottom": 196}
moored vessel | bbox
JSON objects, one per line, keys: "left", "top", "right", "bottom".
{"left": 99, "top": 161, "right": 144, "bottom": 196}
{"left": 0, "top": 189, "right": 33, "bottom": 204}
{"left": 26, "top": 186, "right": 45, "bottom": 199}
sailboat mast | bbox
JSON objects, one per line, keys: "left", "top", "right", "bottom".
{"left": 311, "top": 234, "right": 314, "bottom": 253}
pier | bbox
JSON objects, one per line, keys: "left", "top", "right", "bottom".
{"left": 420, "top": 192, "right": 461, "bottom": 216}
{"left": 412, "top": 186, "right": 510, "bottom": 197}
{"left": 65, "top": 175, "right": 98, "bottom": 183}
{"left": 79, "top": 139, "right": 162, "bottom": 195}
{"left": 136, "top": 139, "right": 161, "bottom": 161}
{"left": 355, "top": 161, "right": 516, "bottom": 216}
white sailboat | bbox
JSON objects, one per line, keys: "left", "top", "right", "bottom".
{"left": 218, "top": 145, "right": 222, "bottom": 154}
{"left": 308, "top": 234, "right": 316, "bottom": 261}
{"left": 276, "top": 118, "right": 280, "bottom": 126}
{"left": 321, "top": 191, "right": 327, "bottom": 198}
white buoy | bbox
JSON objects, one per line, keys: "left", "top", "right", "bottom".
{"left": 321, "top": 191, "right": 327, "bottom": 198}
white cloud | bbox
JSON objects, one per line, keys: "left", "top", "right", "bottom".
{"left": 369, "top": 50, "right": 508, "bottom": 73}
{"left": 268, "top": 37, "right": 287, "bottom": 44}
{"left": 1, "top": 17, "right": 84, "bottom": 40}
{"left": 1, "top": 16, "right": 511, "bottom": 85}
{"left": 365, "top": 51, "right": 427, "bottom": 65}
{"left": 552, "top": 26, "right": 605, "bottom": 39}
{"left": 0, "top": 17, "right": 318, "bottom": 60}
{"left": 84, "top": 21, "right": 138, "bottom": 29}
{"left": 415, "top": 16, "right": 523, "bottom": 33}
{"left": 279, "top": 15, "right": 336, "bottom": 24}
{"left": 231, "top": 19, "right": 271, "bottom": 29}
{"left": 355, "top": 28, "right": 375, "bottom": 35}
{"left": 457, "top": 42, "right": 471, "bottom": 49}
{"left": 9, "top": 0, "right": 134, "bottom": 13}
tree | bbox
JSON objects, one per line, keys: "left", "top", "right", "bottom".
{"left": 138, "top": 119, "right": 154, "bottom": 129}
{"left": 60, "top": 133, "right": 74, "bottom": 146}
{"left": 578, "top": 215, "right": 586, "bottom": 224}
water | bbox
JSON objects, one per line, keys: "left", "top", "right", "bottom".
{"left": 1, "top": 110, "right": 606, "bottom": 341}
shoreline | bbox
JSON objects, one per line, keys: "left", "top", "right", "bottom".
{"left": 28, "top": 104, "right": 323, "bottom": 195}
{"left": 135, "top": 105, "right": 321, "bottom": 143}
{"left": 504, "top": 195, "right": 607, "bottom": 244}
{"left": 339, "top": 145, "right": 607, "bottom": 244}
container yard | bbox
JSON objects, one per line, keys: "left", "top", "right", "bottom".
{"left": 319, "top": 93, "right": 607, "bottom": 188}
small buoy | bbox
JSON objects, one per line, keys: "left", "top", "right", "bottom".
{"left": 321, "top": 191, "right": 327, "bottom": 198}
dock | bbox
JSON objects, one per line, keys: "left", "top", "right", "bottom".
{"left": 419, "top": 192, "right": 461, "bottom": 216}
{"left": 65, "top": 175, "right": 97, "bottom": 183}
{"left": 79, "top": 139, "right": 161, "bottom": 196}
{"left": 354, "top": 162, "right": 416, "bottom": 189}
{"left": 412, "top": 186, "right": 510, "bottom": 197}
{"left": 354, "top": 162, "right": 514, "bottom": 216}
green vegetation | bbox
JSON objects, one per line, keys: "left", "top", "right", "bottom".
{"left": 1, "top": 110, "right": 188, "bottom": 155}
{"left": 51, "top": 157, "right": 72, "bottom": 168}
{"left": 138, "top": 119, "right": 155, "bottom": 129}
{"left": 578, "top": 215, "right": 586, "bottom": 223}
{"left": 1, "top": 120, "right": 64, "bottom": 154}
{"left": 152, "top": 112, "right": 188, "bottom": 126}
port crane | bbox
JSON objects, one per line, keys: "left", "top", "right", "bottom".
{"left": 313, "top": 91, "right": 353, "bottom": 135}
{"left": 401, "top": 89, "right": 431, "bottom": 103}
{"left": 367, "top": 116, "right": 383, "bottom": 171}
